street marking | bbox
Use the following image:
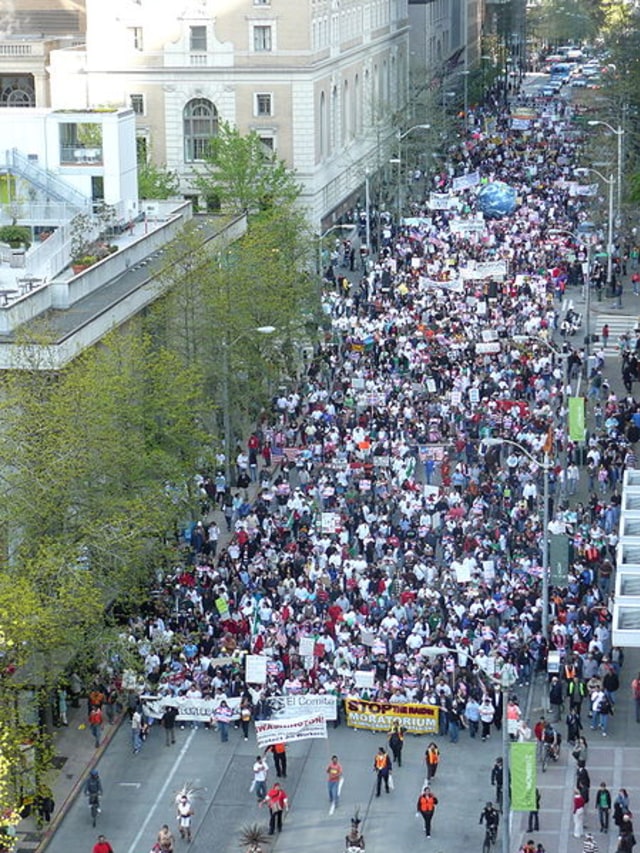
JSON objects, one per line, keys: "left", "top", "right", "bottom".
{"left": 127, "top": 728, "right": 197, "bottom": 853}
{"left": 119, "top": 782, "right": 142, "bottom": 788}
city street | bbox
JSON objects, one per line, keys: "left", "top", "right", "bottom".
{"left": 47, "top": 656, "right": 640, "bottom": 853}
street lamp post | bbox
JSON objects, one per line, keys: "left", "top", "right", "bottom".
{"left": 500, "top": 662, "right": 518, "bottom": 853}
{"left": 222, "top": 325, "right": 276, "bottom": 487}
{"left": 549, "top": 227, "right": 595, "bottom": 356}
{"left": 317, "top": 224, "right": 354, "bottom": 278}
{"left": 389, "top": 158, "right": 401, "bottom": 228}
{"left": 588, "top": 120, "right": 623, "bottom": 227}
{"left": 394, "top": 125, "right": 430, "bottom": 226}
{"left": 576, "top": 167, "right": 616, "bottom": 306}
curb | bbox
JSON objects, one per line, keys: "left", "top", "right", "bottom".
{"left": 34, "top": 714, "right": 126, "bottom": 853}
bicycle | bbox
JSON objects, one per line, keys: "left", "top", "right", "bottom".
{"left": 482, "top": 824, "right": 498, "bottom": 853}
{"left": 541, "top": 742, "right": 559, "bottom": 773}
{"left": 88, "top": 792, "right": 100, "bottom": 827}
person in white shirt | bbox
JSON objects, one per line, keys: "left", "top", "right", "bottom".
{"left": 253, "top": 755, "right": 269, "bottom": 800}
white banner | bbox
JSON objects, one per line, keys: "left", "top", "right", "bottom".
{"left": 511, "top": 118, "right": 531, "bottom": 130}
{"left": 267, "top": 693, "right": 337, "bottom": 721}
{"left": 141, "top": 694, "right": 241, "bottom": 722}
{"left": 452, "top": 171, "right": 480, "bottom": 191}
{"left": 449, "top": 218, "right": 486, "bottom": 235}
{"left": 461, "top": 260, "right": 507, "bottom": 280}
{"left": 428, "top": 193, "right": 459, "bottom": 210}
{"left": 255, "top": 713, "right": 328, "bottom": 747}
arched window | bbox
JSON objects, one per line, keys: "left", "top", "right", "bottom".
{"left": 183, "top": 98, "right": 218, "bottom": 162}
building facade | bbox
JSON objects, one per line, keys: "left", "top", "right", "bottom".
{"left": 46, "top": 0, "right": 411, "bottom": 227}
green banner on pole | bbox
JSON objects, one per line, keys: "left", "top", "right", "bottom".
{"left": 568, "top": 396, "right": 586, "bottom": 442}
{"left": 510, "top": 742, "right": 537, "bottom": 811}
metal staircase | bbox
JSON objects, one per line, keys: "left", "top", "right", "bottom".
{"left": 2, "top": 148, "right": 91, "bottom": 212}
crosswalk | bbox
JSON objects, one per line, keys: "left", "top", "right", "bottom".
{"left": 593, "top": 311, "right": 640, "bottom": 357}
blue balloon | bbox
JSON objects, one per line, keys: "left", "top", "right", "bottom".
{"left": 476, "top": 181, "right": 517, "bottom": 218}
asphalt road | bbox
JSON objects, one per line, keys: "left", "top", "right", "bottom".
{"left": 47, "top": 705, "right": 522, "bottom": 853}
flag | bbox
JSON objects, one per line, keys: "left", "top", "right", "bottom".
{"left": 542, "top": 425, "right": 554, "bottom": 456}
{"left": 510, "top": 742, "right": 537, "bottom": 811}
{"left": 569, "top": 397, "right": 586, "bottom": 442}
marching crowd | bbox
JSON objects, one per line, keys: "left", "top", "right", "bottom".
{"left": 82, "top": 82, "right": 640, "bottom": 853}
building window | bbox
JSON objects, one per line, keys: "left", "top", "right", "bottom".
{"left": 258, "top": 135, "right": 274, "bottom": 151}
{"left": 129, "top": 27, "right": 143, "bottom": 50}
{"left": 130, "top": 94, "right": 145, "bottom": 115}
{"left": 253, "top": 25, "right": 272, "bottom": 52}
{"left": 190, "top": 26, "right": 207, "bottom": 51}
{"left": 183, "top": 97, "right": 218, "bottom": 162}
{"left": 255, "top": 93, "right": 272, "bottom": 116}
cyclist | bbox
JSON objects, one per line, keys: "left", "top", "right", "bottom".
{"left": 85, "top": 769, "right": 103, "bottom": 810}
{"left": 543, "top": 721, "right": 561, "bottom": 761}
{"left": 480, "top": 802, "right": 500, "bottom": 835}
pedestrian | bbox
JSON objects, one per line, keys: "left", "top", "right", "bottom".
{"left": 577, "top": 764, "right": 591, "bottom": 806}
{"left": 416, "top": 786, "right": 439, "bottom": 838}
{"left": 36, "top": 787, "right": 55, "bottom": 824}
{"left": 131, "top": 706, "right": 143, "bottom": 754}
{"left": 239, "top": 700, "right": 252, "bottom": 741}
{"left": 57, "top": 688, "right": 69, "bottom": 727}
{"left": 326, "top": 755, "right": 343, "bottom": 815}
{"left": 89, "top": 705, "right": 103, "bottom": 749}
{"left": 596, "top": 782, "right": 612, "bottom": 833}
{"left": 631, "top": 673, "right": 640, "bottom": 723}
{"left": 491, "top": 757, "right": 504, "bottom": 804}
{"left": 527, "top": 788, "right": 541, "bottom": 832}
{"left": 465, "top": 695, "right": 481, "bottom": 738}
{"left": 388, "top": 721, "right": 405, "bottom": 767}
{"left": 574, "top": 788, "right": 586, "bottom": 838}
{"left": 425, "top": 742, "right": 440, "bottom": 781}
{"left": 549, "top": 676, "right": 564, "bottom": 723}
{"left": 92, "top": 835, "right": 114, "bottom": 853}
{"left": 480, "top": 695, "right": 495, "bottom": 741}
{"left": 156, "top": 825, "right": 175, "bottom": 853}
{"left": 572, "top": 736, "right": 589, "bottom": 767}
{"left": 161, "top": 704, "right": 178, "bottom": 747}
{"left": 252, "top": 755, "right": 269, "bottom": 802}
{"left": 176, "top": 794, "right": 193, "bottom": 842}
{"left": 614, "top": 790, "right": 632, "bottom": 830}
{"left": 265, "top": 742, "right": 287, "bottom": 778}
{"left": 373, "top": 747, "right": 392, "bottom": 797}
{"left": 216, "top": 700, "right": 232, "bottom": 742}
{"left": 566, "top": 709, "right": 583, "bottom": 745}
{"left": 602, "top": 324, "right": 610, "bottom": 348}
{"left": 584, "top": 832, "right": 599, "bottom": 853}
{"left": 263, "top": 782, "right": 288, "bottom": 835}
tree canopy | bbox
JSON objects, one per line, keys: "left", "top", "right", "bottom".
{"left": 194, "top": 122, "right": 302, "bottom": 215}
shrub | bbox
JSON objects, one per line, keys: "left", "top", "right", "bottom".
{"left": 0, "top": 225, "right": 31, "bottom": 249}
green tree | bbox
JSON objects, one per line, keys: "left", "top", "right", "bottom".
{"left": 138, "top": 161, "right": 180, "bottom": 199}
{"left": 194, "top": 122, "right": 301, "bottom": 215}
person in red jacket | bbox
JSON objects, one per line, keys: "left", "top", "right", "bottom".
{"left": 263, "top": 782, "right": 288, "bottom": 834}
{"left": 92, "top": 836, "right": 114, "bottom": 853}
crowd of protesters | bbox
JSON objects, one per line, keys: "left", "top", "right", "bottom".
{"left": 88, "top": 85, "right": 640, "bottom": 771}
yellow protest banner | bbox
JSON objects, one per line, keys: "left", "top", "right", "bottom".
{"left": 344, "top": 698, "right": 439, "bottom": 734}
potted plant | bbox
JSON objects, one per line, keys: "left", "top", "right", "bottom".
{"left": 69, "top": 212, "right": 94, "bottom": 271}
{"left": 239, "top": 824, "right": 271, "bottom": 853}
{"left": 0, "top": 225, "right": 31, "bottom": 250}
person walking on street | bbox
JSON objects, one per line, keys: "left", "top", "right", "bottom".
{"left": 425, "top": 742, "right": 440, "bottom": 781}
{"left": 577, "top": 764, "right": 591, "bottom": 806}
{"left": 584, "top": 832, "right": 599, "bottom": 853}
{"left": 416, "top": 786, "right": 439, "bottom": 838}
{"left": 373, "top": 747, "right": 392, "bottom": 797}
{"left": 252, "top": 756, "right": 269, "bottom": 802}
{"left": 480, "top": 696, "right": 495, "bottom": 741}
{"left": 326, "top": 755, "right": 343, "bottom": 815}
{"left": 162, "top": 705, "right": 178, "bottom": 747}
{"left": 527, "top": 789, "right": 541, "bottom": 832}
{"left": 156, "top": 825, "right": 175, "bottom": 853}
{"left": 388, "top": 721, "right": 405, "bottom": 767}
{"left": 491, "top": 757, "right": 504, "bottom": 804}
{"left": 597, "top": 783, "right": 612, "bottom": 833}
{"left": 89, "top": 705, "right": 103, "bottom": 749}
{"left": 131, "top": 706, "right": 143, "bottom": 754}
{"left": 92, "top": 835, "right": 114, "bottom": 853}
{"left": 574, "top": 788, "right": 586, "bottom": 838}
{"left": 631, "top": 673, "right": 640, "bottom": 723}
{"left": 176, "top": 794, "right": 193, "bottom": 843}
{"left": 216, "top": 700, "right": 233, "bottom": 743}
{"left": 263, "top": 782, "right": 288, "bottom": 835}
{"left": 602, "top": 325, "right": 610, "bottom": 348}
{"left": 265, "top": 742, "right": 287, "bottom": 778}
